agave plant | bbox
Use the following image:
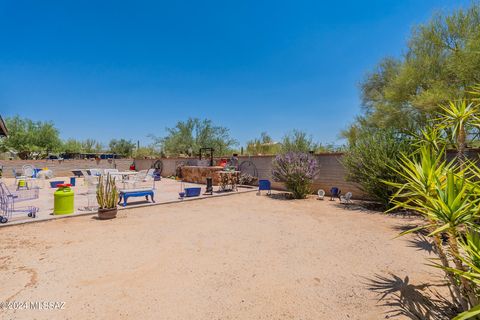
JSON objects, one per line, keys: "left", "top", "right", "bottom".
{"left": 96, "top": 174, "right": 119, "bottom": 210}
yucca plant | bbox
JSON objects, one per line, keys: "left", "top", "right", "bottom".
{"left": 429, "top": 170, "right": 479, "bottom": 308}
{"left": 410, "top": 124, "right": 447, "bottom": 153}
{"left": 441, "top": 229, "right": 480, "bottom": 320}
{"left": 96, "top": 174, "right": 119, "bottom": 210}
{"left": 387, "top": 146, "right": 480, "bottom": 313}
{"left": 437, "top": 99, "right": 480, "bottom": 168}
{"left": 386, "top": 147, "right": 466, "bottom": 308}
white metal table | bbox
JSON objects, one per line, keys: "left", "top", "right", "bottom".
{"left": 110, "top": 171, "right": 137, "bottom": 188}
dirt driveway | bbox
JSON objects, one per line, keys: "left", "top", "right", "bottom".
{"left": 0, "top": 192, "right": 447, "bottom": 319}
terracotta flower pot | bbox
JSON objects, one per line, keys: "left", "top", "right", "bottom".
{"left": 97, "top": 208, "right": 117, "bottom": 220}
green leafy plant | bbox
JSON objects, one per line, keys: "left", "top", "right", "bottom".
{"left": 437, "top": 99, "right": 480, "bottom": 167}
{"left": 96, "top": 174, "right": 119, "bottom": 210}
{"left": 343, "top": 3, "right": 480, "bottom": 138}
{"left": 280, "top": 130, "right": 318, "bottom": 153}
{"left": 152, "top": 117, "right": 238, "bottom": 157}
{"left": 388, "top": 149, "right": 480, "bottom": 314}
{"left": 1, "top": 116, "right": 62, "bottom": 159}
{"left": 342, "top": 127, "right": 413, "bottom": 208}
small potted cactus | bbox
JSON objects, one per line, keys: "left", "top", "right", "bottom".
{"left": 96, "top": 174, "right": 119, "bottom": 220}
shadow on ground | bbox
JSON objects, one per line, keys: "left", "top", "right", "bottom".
{"left": 363, "top": 273, "right": 457, "bottom": 319}
{"left": 405, "top": 233, "right": 435, "bottom": 254}
{"left": 264, "top": 193, "right": 294, "bottom": 201}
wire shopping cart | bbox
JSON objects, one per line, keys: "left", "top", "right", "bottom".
{"left": 0, "top": 182, "right": 39, "bottom": 223}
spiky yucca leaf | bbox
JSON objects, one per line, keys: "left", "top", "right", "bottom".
{"left": 453, "top": 304, "right": 480, "bottom": 320}
{"left": 437, "top": 100, "right": 480, "bottom": 138}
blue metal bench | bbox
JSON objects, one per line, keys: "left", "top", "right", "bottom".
{"left": 118, "top": 189, "right": 155, "bottom": 207}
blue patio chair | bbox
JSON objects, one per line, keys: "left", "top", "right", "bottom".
{"left": 330, "top": 187, "right": 341, "bottom": 201}
{"left": 257, "top": 179, "right": 272, "bottom": 195}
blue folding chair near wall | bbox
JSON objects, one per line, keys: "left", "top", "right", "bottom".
{"left": 257, "top": 179, "right": 272, "bottom": 195}
{"left": 330, "top": 187, "right": 341, "bottom": 201}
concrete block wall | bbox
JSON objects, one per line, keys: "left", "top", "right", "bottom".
{"left": 1, "top": 159, "right": 133, "bottom": 178}
{"left": 134, "top": 154, "right": 366, "bottom": 199}
{"left": 135, "top": 158, "right": 187, "bottom": 176}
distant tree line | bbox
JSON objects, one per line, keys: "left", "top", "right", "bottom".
{"left": 245, "top": 130, "right": 342, "bottom": 155}
{"left": 0, "top": 115, "right": 340, "bottom": 159}
{"left": 0, "top": 116, "right": 139, "bottom": 159}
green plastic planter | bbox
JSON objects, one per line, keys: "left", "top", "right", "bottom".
{"left": 53, "top": 184, "right": 74, "bottom": 215}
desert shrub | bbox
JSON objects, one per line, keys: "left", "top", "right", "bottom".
{"left": 238, "top": 173, "right": 257, "bottom": 185}
{"left": 271, "top": 152, "right": 319, "bottom": 199}
{"left": 342, "top": 128, "right": 413, "bottom": 208}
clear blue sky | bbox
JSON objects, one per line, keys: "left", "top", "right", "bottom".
{"left": 0, "top": 0, "right": 471, "bottom": 148}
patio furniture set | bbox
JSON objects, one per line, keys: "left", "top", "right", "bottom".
{"left": 318, "top": 187, "right": 353, "bottom": 207}
{"left": 79, "top": 168, "right": 157, "bottom": 209}
{"left": 13, "top": 165, "right": 53, "bottom": 190}
{"left": 0, "top": 166, "right": 160, "bottom": 223}
{"left": 257, "top": 180, "right": 353, "bottom": 206}
{"left": 2, "top": 164, "right": 354, "bottom": 224}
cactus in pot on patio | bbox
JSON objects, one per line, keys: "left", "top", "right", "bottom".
{"left": 96, "top": 174, "right": 119, "bottom": 212}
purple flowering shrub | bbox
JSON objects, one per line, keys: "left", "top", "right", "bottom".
{"left": 271, "top": 152, "right": 320, "bottom": 199}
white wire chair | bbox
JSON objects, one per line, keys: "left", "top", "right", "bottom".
{"left": 78, "top": 170, "right": 99, "bottom": 211}
{"left": 317, "top": 189, "right": 325, "bottom": 200}
{"left": 22, "top": 165, "right": 35, "bottom": 178}
{"left": 123, "top": 170, "right": 149, "bottom": 189}
{"left": 89, "top": 169, "right": 102, "bottom": 176}
{"left": 103, "top": 168, "right": 119, "bottom": 175}
{"left": 81, "top": 170, "right": 99, "bottom": 190}
{"left": 21, "top": 165, "right": 40, "bottom": 189}
{"left": 340, "top": 192, "right": 353, "bottom": 207}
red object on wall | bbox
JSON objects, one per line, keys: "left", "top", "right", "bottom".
{"left": 130, "top": 163, "right": 136, "bottom": 171}
{"left": 218, "top": 159, "right": 227, "bottom": 167}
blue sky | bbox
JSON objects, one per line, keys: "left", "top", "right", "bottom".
{"left": 0, "top": 0, "right": 471, "bottom": 148}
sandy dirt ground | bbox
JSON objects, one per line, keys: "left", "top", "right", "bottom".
{"left": 0, "top": 192, "right": 450, "bottom": 320}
